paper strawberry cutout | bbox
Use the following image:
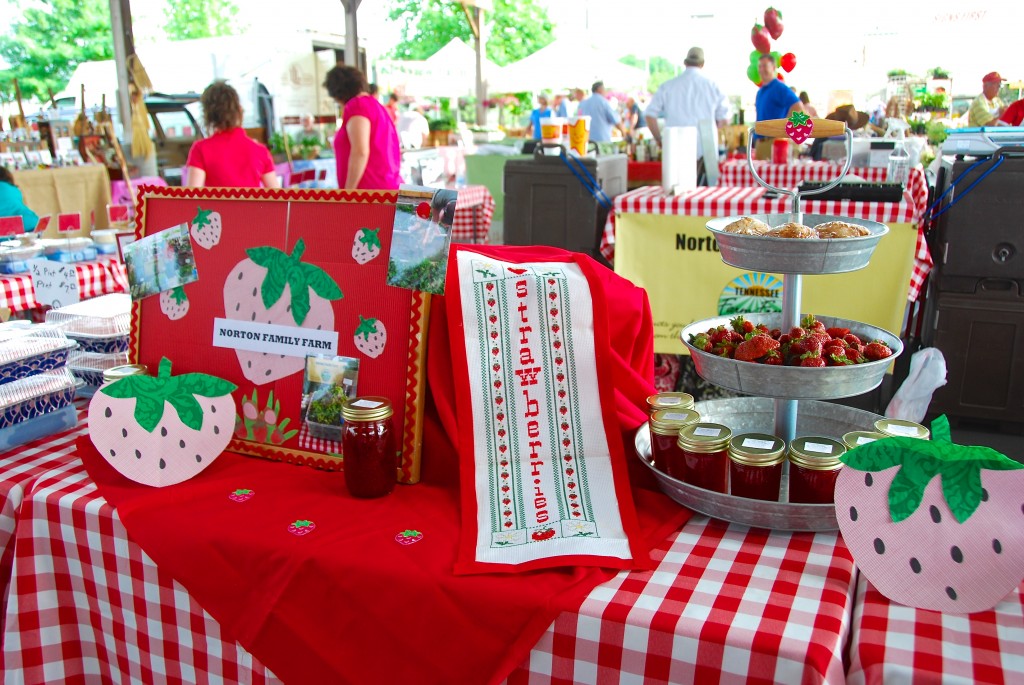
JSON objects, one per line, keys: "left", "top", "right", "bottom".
{"left": 395, "top": 529, "right": 423, "bottom": 545}
{"left": 288, "top": 519, "right": 316, "bottom": 536}
{"left": 159, "top": 286, "right": 189, "bottom": 320}
{"left": 89, "top": 357, "right": 237, "bottom": 487}
{"left": 354, "top": 315, "right": 387, "bottom": 358}
{"left": 785, "top": 111, "right": 813, "bottom": 144}
{"left": 351, "top": 227, "right": 381, "bottom": 264}
{"left": 228, "top": 488, "right": 254, "bottom": 502}
{"left": 190, "top": 207, "right": 222, "bottom": 249}
{"left": 223, "top": 238, "right": 343, "bottom": 385}
{"left": 835, "top": 416, "right": 1024, "bottom": 613}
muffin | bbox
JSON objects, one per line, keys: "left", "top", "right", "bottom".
{"left": 814, "top": 220, "right": 871, "bottom": 239}
{"left": 766, "top": 222, "right": 816, "bottom": 239}
{"left": 722, "top": 216, "right": 771, "bottom": 235}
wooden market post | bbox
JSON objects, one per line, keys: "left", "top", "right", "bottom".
{"left": 458, "top": 0, "right": 491, "bottom": 126}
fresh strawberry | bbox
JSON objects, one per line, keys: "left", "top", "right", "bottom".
{"left": 288, "top": 520, "right": 316, "bottom": 536}
{"left": 826, "top": 351, "right": 853, "bottom": 366}
{"left": 190, "top": 207, "right": 222, "bottom": 250}
{"left": 228, "top": 488, "right": 254, "bottom": 502}
{"left": 395, "top": 529, "right": 423, "bottom": 545}
{"left": 769, "top": 328, "right": 782, "bottom": 339}
{"left": 846, "top": 347, "right": 866, "bottom": 364}
{"left": 710, "top": 325, "right": 731, "bottom": 345}
{"left": 735, "top": 334, "right": 780, "bottom": 362}
{"left": 159, "top": 286, "right": 189, "bottom": 320}
{"left": 730, "top": 315, "right": 754, "bottom": 335}
{"left": 688, "top": 332, "right": 713, "bottom": 353}
{"left": 789, "top": 326, "right": 806, "bottom": 339}
{"left": 763, "top": 7, "right": 784, "bottom": 40}
{"left": 785, "top": 111, "right": 813, "bottom": 144}
{"left": 799, "top": 351, "right": 825, "bottom": 367}
{"left": 351, "top": 227, "right": 382, "bottom": 265}
{"left": 730, "top": 331, "right": 745, "bottom": 343}
{"left": 826, "top": 327, "right": 851, "bottom": 339}
{"left": 89, "top": 357, "right": 237, "bottom": 487}
{"left": 844, "top": 333, "right": 863, "bottom": 347}
{"left": 863, "top": 340, "right": 893, "bottom": 361}
{"left": 763, "top": 349, "right": 783, "bottom": 365}
{"left": 223, "top": 239, "right": 343, "bottom": 385}
{"left": 713, "top": 340, "right": 737, "bottom": 358}
{"left": 835, "top": 417, "right": 1024, "bottom": 613}
{"left": 802, "top": 314, "right": 826, "bottom": 333}
{"left": 754, "top": 323, "right": 770, "bottom": 335}
{"left": 751, "top": 23, "right": 771, "bottom": 54}
{"left": 354, "top": 315, "right": 387, "bottom": 358}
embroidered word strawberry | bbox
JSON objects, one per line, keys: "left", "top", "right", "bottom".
{"left": 354, "top": 315, "right": 387, "bottom": 358}
{"left": 223, "top": 239, "right": 343, "bottom": 384}
{"left": 159, "top": 286, "right": 189, "bottom": 320}
{"left": 395, "top": 529, "right": 423, "bottom": 545}
{"left": 763, "top": 7, "right": 784, "bottom": 40}
{"left": 228, "top": 488, "right": 254, "bottom": 502}
{"left": 190, "top": 207, "right": 222, "bottom": 249}
{"left": 751, "top": 23, "right": 771, "bottom": 54}
{"left": 89, "top": 357, "right": 237, "bottom": 487}
{"left": 351, "top": 227, "right": 381, "bottom": 264}
{"left": 785, "top": 112, "right": 814, "bottom": 144}
{"left": 835, "top": 417, "right": 1024, "bottom": 613}
{"left": 288, "top": 519, "right": 316, "bottom": 536}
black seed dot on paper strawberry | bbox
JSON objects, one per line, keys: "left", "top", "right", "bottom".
{"left": 834, "top": 415, "right": 1024, "bottom": 613}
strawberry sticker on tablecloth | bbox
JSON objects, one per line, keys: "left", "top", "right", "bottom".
{"left": 190, "top": 207, "right": 222, "bottom": 250}
{"left": 288, "top": 519, "right": 316, "bottom": 536}
{"left": 354, "top": 315, "right": 387, "bottom": 358}
{"left": 395, "top": 529, "right": 423, "bottom": 545}
{"left": 352, "top": 227, "right": 382, "bottom": 264}
{"left": 785, "top": 111, "right": 813, "bottom": 144}
{"left": 228, "top": 488, "right": 254, "bottom": 502}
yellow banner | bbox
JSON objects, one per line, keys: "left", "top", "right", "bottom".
{"left": 614, "top": 213, "right": 918, "bottom": 354}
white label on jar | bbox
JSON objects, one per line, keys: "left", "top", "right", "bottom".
{"left": 856, "top": 436, "right": 878, "bottom": 445}
{"left": 741, "top": 438, "right": 776, "bottom": 450}
{"left": 351, "top": 399, "right": 382, "bottom": 408}
{"left": 694, "top": 427, "right": 722, "bottom": 437}
{"left": 663, "top": 412, "right": 691, "bottom": 420}
{"left": 656, "top": 398, "right": 682, "bottom": 406}
{"left": 804, "top": 441, "right": 835, "bottom": 454}
{"left": 885, "top": 424, "right": 919, "bottom": 437}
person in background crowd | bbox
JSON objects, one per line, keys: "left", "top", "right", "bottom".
{"left": 325, "top": 66, "right": 401, "bottom": 190}
{"left": 385, "top": 93, "right": 400, "bottom": 124}
{"left": 297, "top": 113, "right": 323, "bottom": 145}
{"left": 0, "top": 167, "right": 40, "bottom": 232}
{"left": 799, "top": 91, "right": 818, "bottom": 117}
{"left": 525, "top": 93, "right": 552, "bottom": 140}
{"left": 185, "top": 81, "right": 279, "bottom": 188}
{"left": 396, "top": 106, "right": 430, "bottom": 149}
{"left": 969, "top": 72, "right": 1006, "bottom": 126}
{"left": 999, "top": 97, "right": 1024, "bottom": 126}
{"left": 644, "top": 46, "right": 729, "bottom": 162}
{"left": 552, "top": 93, "right": 568, "bottom": 118}
{"left": 577, "top": 81, "right": 623, "bottom": 143}
{"left": 753, "top": 53, "right": 803, "bottom": 159}
{"left": 368, "top": 83, "right": 380, "bottom": 99}
{"left": 623, "top": 96, "right": 642, "bottom": 137}
{"left": 569, "top": 88, "right": 585, "bottom": 117}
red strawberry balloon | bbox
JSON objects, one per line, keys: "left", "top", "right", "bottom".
{"left": 751, "top": 24, "right": 771, "bottom": 54}
{"left": 781, "top": 52, "right": 797, "bottom": 73}
{"left": 764, "top": 7, "right": 784, "bottom": 40}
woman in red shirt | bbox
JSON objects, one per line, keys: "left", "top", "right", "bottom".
{"left": 324, "top": 66, "right": 401, "bottom": 190}
{"left": 185, "top": 81, "right": 280, "bottom": 188}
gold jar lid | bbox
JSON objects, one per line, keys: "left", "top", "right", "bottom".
{"left": 729, "top": 433, "right": 786, "bottom": 466}
{"left": 649, "top": 407, "right": 700, "bottom": 435}
{"left": 788, "top": 436, "right": 846, "bottom": 470}
{"left": 842, "top": 430, "right": 888, "bottom": 450}
{"left": 102, "top": 364, "right": 148, "bottom": 383}
{"left": 339, "top": 396, "right": 393, "bottom": 422}
{"left": 646, "top": 392, "right": 695, "bottom": 413}
{"left": 677, "top": 422, "right": 732, "bottom": 453}
{"left": 874, "top": 418, "right": 930, "bottom": 440}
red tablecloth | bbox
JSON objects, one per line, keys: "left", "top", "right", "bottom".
{"left": 451, "top": 184, "right": 495, "bottom": 244}
{"left": 0, "top": 257, "right": 128, "bottom": 313}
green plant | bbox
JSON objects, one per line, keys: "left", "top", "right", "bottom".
{"left": 908, "top": 120, "right": 927, "bottom": 136}
{"left": 306, "top": 385, "right": 349, "bottom": 425}
{"left": 925, "top": 120, "right": 948, "bottom": 146}
{"left": 887, "top": 69, "right": 908, "bottom": 79}
{"left": 916, "top": 92, "right": 949, "bottom": 112}
{"left": 928, "top": 66, "right": 950, "bottom": 79}
{"left": 428, "top": 115, "right": 456, "bottom": 132}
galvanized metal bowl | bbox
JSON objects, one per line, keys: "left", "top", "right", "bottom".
{"left": 635, "top": 398, "right": 884, "bottom": 531}
{"left": 680, "top": 314, "right": 902, "bottom": 400}
{"left": 706, "top": 214, "right": 889, "bottom": 274}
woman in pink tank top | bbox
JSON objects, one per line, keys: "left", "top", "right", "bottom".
{"left": 324, "top": 66, "right": 401, "bottom": 191}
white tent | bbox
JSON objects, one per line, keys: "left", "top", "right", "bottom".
{"left": 488, "top": 38, "right": 647, "bottom": 94}
{"left": 378, "top": 38, "right": 502, "bottom": 98}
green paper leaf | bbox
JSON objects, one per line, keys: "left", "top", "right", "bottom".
{"left": 789, "top": 111, "right": 810, "bottom": 126}
{"left": 888, "top": 463, "right": 931, "bottom": 522}
{"left": 289, "top": 273, "right": 311, "bottom": 325}
{"left": 355, "top": 315, "right": 378, "bottom": 339}
{"left": 931, "top": 414, "right": 952, "bottom": 442}
{"left": 280, "top": 429, "right": 298, "bottom": 441}
{"left": 840, "top": 439, "right": 906, "bottom": 470}
{"left": 170, "top": 286, "right": 187, "bottom": 304}
{"left": 942, "top": 461, "right": 983, "bottom": 523}
{"left": 157, "top": 357, "right": 173, "bottom": 378}
{"left": 358, "top": 227, "right": 381, "bottom": 249}
{"left": 178, "top": 373, "right": 237, "bottom": 398}
{"left": 192, "top": 207, "right": 212, "bottom": 228}
{"left": 133, "top": 395, "right": 167, "bottom": 433}
{"left": 246, "top": 246, "right": 285, "bottom": 268}
{"left": 167, "top": 393, "right": 204, "bottom": 431}
{"left": 303, "top": 264, "right": 343, "bottom": 301}
{"left": 973, "top": 455, "right": 1024, "bottom": 471}
{"left": 101, "top": 374, "right": 152, "bottom": 399}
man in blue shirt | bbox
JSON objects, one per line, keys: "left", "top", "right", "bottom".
{"left": 576, "top": 81, "right": 623, "bottom": 143}
{"left": 525, "top": 93, "right": 552, "bottom": 140}
{"left": 754, "top": 53, "right": 803, "bottom": 159}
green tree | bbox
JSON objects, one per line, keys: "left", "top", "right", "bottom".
{"left": 0, "top": 0, "right": 113, "bottom": 102}
{"left": 164, "top": 0, "right": 242, "bottom": 41}
{"left": 620, "top": 54, "right": 681, "bottom": 93}
{"left": 387, "top": 0, "right": 554, "bottom": 67}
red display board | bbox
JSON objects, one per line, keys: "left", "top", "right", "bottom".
{"left": 131, "top": 187, "right": 429, "bottom": 483}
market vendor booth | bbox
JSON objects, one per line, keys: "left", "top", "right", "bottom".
{"left": 12, "top": 165, "right": 113, "bottom": 236}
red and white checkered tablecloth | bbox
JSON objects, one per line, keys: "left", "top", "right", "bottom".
{"left": 846, "top": 574, "right": 1024, "bottom": 685}
{"left": 452, "top": 184, "right": 496, "bottom": 244}
{"left": 601, "top": 185, "right": 928, "bottom": 301}
{"left": 0, "top": 258, "right": 128, "bottom": 313}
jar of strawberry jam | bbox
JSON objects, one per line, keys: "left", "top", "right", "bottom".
{"left": 728, "top": 433, "right": 786, "bottom": 501}
{"left": 646, "top": 392, "right": 695, "bottom": 415}
{"left": 649, "top": 408, "right": 700, "bottom": 478}
{"left": 677, "top": 423, "right": 732, "bottom": 493}
{"left": 874, "top": 418, "right": 930, "bottom": 440}
{"left": 841, "top": 430, "right": 887, "bottom": 451}
{"left": 788, "top": 436, "right": 846, "bottom": 504}
{"left": 339, "top": 396, "right": 396, "bottom": 498}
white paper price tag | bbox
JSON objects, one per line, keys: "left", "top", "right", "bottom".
{"left": 694, "top": 427, "right": 722, "bottom": 437}
{"left": 856, "top": 436, "right": 878, "bottom": 445}
{"left": 351, "top": 399, "right": 382, "bottom": 409}
{"left": 741, "top": 438, "right": 776, "bottom": 450}
{"left": 805, "top": 441, "right": 836, "bottom": 454}
{"left": 885, "top": 424, "right": 920, "bottom": 437}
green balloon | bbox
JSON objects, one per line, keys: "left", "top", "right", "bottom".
{"left": 770, "top": 51, "right": 781, "bottom": 66}
{"left": 747, "top": 64, "right": 760, "bottom": 85}
{"left": 749, "top": 50, "right": 762, "bottom": 66}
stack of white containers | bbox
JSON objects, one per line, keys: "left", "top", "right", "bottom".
{"left": 46, "top": 293, "right": 132, "bottom": 398}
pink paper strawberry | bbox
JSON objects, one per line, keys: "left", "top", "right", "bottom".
{"left": 89, "top": 357, "right": 237, "bottom": 487}
{"left": 288, "top": 519, "right": 316, "bottom": 536}
{"left": 228, "top": 488, "right": 254, "bottom": 502}
{"left": 223, "top": 238, "right": 343, "bottom": 384}
{"left": 351, "top": 227, "right": 381, "bottom": 264}
{"left": 354, "top": 315, "right": 387, "bottom": 358}
{"left": 190, "top": 207, "right": 222, "bottom": 249}
{"left": 395, "top": 529, "right": 423, "bottom": 545}
{"left": 785, "top": 111, "right": 813, "bottom": 144}
{"left": 159, "top": 286, "right": 189, "bottom": 320}
{"left": 835, "top": 417, "right": 1024, "bottom": 613}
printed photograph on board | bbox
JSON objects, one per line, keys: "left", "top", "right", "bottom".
{"left": 387, "top": 185, "right": 458, "bottom": 296}
{"left": 122, "top": 223, "right": 198, "bottom": 300}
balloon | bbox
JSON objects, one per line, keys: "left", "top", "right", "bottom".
{"left": 781, "top": 52, "right": 797, "bottom": 73}
{"left": 770, "top": 51, "right": 782, "bottom": 67}
{"left": 747, "top": 64, "right": 761, "bottom": 85}
{"left": 777, "top": 72, "right": 785, "bottom": 82}
{"left": 750, "top": 50, "right": 763, "bottom": 67}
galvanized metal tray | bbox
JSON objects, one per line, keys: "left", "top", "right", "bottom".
{"left": 680, "top": 314, "right": 902, "bottom": 400}
{"left": 706, "top": 214, "right": 889, "bottom": 274}
{"left": 635, "top": 397, "right": 884, "bottom": 531}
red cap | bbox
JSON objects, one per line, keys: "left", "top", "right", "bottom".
{"left": 982, "top": 71, "right": 1006, "bottom": 83}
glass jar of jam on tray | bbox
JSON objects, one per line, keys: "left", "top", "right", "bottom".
{"left": 728, "top": 433, "right": 786, "bottom": 501}
{"left": 788, "top": 436, "right": 846, "bottom": 504}
{"left": 677, "top": 423, "right": 732, "bottom": 493}
{"left": 649, "top": 407, "right": 700, "bottom": 478}
{"left": 339, "top": 396, "right": 397, "bottom": 498}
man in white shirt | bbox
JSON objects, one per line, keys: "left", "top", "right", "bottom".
{"left": 644, "top": 47, "right": 729, "bottom": 159}
{"left": 396, "top": 107, "right": 430, "bottom": 149}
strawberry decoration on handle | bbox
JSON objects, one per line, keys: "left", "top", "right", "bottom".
{"left": 835, "top": 415, "right": 1024, "bottom": 613}
{"left": 89, "top": 357, "right": 238, "bottom": 487}
{"left": 785, "top": 111, "right": 813, "bottom": 144}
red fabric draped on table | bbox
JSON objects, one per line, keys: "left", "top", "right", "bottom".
{"left": 78, "top": 245, "right": 690, "bottom": 685}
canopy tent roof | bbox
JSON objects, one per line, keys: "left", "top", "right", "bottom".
{"left": 487, "top": 38, "right": 647, "bottom": 94}
{"left": 378, "top": 38, "right": 501, "bottom": 98}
